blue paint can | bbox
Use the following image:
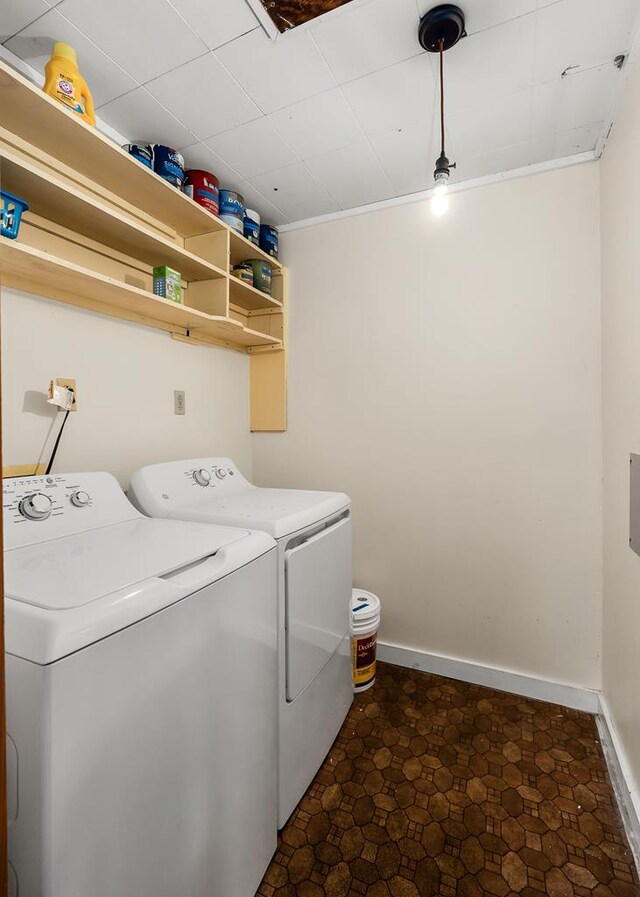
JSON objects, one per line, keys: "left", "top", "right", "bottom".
{"left": 122, "top": 143, "right": 153, "bottom": 169}
{"left": 152, "top": 145, "right": 185, "bottom": 189}
{"left": 244, "top": 208, "right": 260, "bottom": 245}
{"left": 259, "top": 223, "right": 279, "bottom": 259}
{"left": 219, "top": 189, "right": 245, "bottom": 233}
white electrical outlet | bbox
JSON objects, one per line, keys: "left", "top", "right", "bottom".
{"left": 174, "top": 390, "right": 186, "bottom": 415}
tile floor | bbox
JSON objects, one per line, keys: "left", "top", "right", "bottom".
{"left": 257, "top": 661, "right": 639, "bottom": 897}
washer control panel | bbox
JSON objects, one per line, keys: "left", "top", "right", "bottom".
{"left": 18, "top": 492, "right": 55, "bottom": 520}
{"left": 3, "top": 473, "right": 138, "bottom": 549}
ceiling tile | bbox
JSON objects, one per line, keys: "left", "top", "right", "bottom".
{"left": 249, "top": 162, "right": 340, "bottom": 221}
{"left": 311, "top": 0, "right": 421, "bottom": 84}
{"left": 368, "top": 121, "right": 440, "bottom": 196}
{"left": 417, "top": 0, "right": 536, "bottom": 35}
{"left": 56, "top": 0, "right": 208, "bottom": 83}
{"left": 433, "top": 13, "right": 536, "bottom": 114}
{"left": 0, "top": 0, "right": 52, "bottom": 42}
{"left": 215, "top": 28, "right": 336, "bottom": 114}
{"left": 234, "top": 185, "right": 289, "bottom": 226}
{"left": 533, "top": 0, "right": 640, "bottom": 85}
{"left": 167, "top": 0, "right": 259, "bottom": 50}
{"left": 146, "top": 53, "right": 261, "bottom": 140}
{"left": 267, "top": 88, "right": 363, "bottom": 159}
{"left": 96, "top": 87, "right": 195, "bottom": 147}
{"left": 305, "top": 140, "right": 395, "bottom": 209}
{"left": 342, "top": 54, "right": 436, "bottom": 136}
{"left": 447, "top": 88, "right": 533, "bottom": 161}
{"left": 4, "top": 7, "right": 137, "bottom": 106}
{"left": 532, "top": 65, "right": 620, "bottom": 136}
{"left": 457, "top": 135, "right": 553, "bottom": 182}
{"left": 551, "top": 121, "right": 603, "bottom": 157}
{"left": 180, "top": 141, "right": 245, "bottom": 189}
{"left": 206, "top": 117, "right": 299, "bottom": 178}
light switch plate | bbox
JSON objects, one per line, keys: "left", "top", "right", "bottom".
{"left": 174, "top": 390, "right": 186, "bottom": 415}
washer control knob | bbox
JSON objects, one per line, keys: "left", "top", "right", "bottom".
{"left": 193, "top": 468, "right": 211, "bottom": 487}
{"left": 19, "top": 493, "right": 53, "bottom": 521}
{"left": 70, "top": 490, "right": 90, "bottom": 508}
{"left": 215, "top": 468, "right": 227, "bottom": 479}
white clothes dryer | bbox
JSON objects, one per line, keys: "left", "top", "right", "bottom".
{"left": 129, "top": 458, "right": 353, "bottom": 827}
{"left": 3, "top": 472, "right": 277, "bottom": 897}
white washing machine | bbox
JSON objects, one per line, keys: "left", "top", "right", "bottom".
{"left": 129, "top": 458, "right": 353, "bottom": 827}
{"left": 3, "top": 471, "right": 278, "bottom": 897}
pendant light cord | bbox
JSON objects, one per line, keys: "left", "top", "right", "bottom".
{"left": 438, "top": 38, "right": 445, "bottom": 158}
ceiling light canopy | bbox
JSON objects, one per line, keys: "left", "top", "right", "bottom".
{"left": 418, "top": 4, "right": 466, "bottom": 217}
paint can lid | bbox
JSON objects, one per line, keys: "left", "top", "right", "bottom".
{"left": 352, "top": 589, "right": 381, "bottom": 624}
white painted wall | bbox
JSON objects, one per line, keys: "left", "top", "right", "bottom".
{"left": 601, "top": 58, "right": 640, "bottom": 819}
{"left": 254, "top": 163, "right": 603, "bottom": 690}
{"left": 1, "top": 289, "right": 252, "bottom": 486}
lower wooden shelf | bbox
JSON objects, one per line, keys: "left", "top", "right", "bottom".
{"left": 0, "top": 240, "right": 282, "bottom": 350}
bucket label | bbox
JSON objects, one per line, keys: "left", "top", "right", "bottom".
{"left": 352, "top": 632, "right": 377, "bottom": 688}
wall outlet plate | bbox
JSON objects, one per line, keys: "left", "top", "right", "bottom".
{"left": 55, "top": 378, "right": 78, "bottom": 411}
{"left": 174, "top": 390, "right": 186, "bottom": 415}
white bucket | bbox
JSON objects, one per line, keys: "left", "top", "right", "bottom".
{"left": 351, "top": 589, "right": 381, "bottom": 692}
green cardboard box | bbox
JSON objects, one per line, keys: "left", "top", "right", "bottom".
{"left": 153, "top": 265, "right": 182, "bottom": 304}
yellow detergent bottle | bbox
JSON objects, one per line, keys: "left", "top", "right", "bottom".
{"left": 44, "top": 42, "right": 95, "bottom": 126}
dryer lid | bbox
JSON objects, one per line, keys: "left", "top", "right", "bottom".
{"left": 128, "top": 459, "right": 350, "bottom": 538}
{"left": 171, "top": 489, "right": 350, "bottom": 539}
{"left": 5, "top": 518, "right": 249, "bottom": 610}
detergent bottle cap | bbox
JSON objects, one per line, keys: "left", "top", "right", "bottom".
{"left": 52, "top": 42, "right": 77, "bottom": 63}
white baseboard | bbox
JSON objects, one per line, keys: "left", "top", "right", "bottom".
{"left": 377, "top": 642, "right": 600, "bottom": 713}
{"left": 596, "top": 696, "right": 640, "bottom": 871}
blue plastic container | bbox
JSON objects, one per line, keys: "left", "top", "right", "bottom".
{"left": 259, "top": 223, "right": 279, "bottom": 259}
{"left": 0, "top": 190, "right": 29, "bottom": 240}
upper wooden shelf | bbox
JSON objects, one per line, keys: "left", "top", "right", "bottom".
{"left": 0, "top": 61, "right": 226, "bottom": 239}
{"left": 0, "top": 150, "right": 226, "bottom": 282}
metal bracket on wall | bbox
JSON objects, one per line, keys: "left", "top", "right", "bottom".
{"left": 629, "top": 454, "right": 640, "bottom": 556}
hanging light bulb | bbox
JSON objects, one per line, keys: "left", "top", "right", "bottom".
{"left": 418, "top": 6, "right": 466, "bottom": 218}
{"left": 431, "top": 157, "right": 450, "bottom": 216}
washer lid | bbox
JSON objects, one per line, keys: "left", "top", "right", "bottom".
{"left": 170, "top": 489, "right": 350, "bottom": 539}
{"left": 5, "top": 517, "right": 249, "bottom": 611}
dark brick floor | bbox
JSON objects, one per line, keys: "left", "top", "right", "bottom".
{"left": 257, "top": 661, "right": 639, "bottom": 897}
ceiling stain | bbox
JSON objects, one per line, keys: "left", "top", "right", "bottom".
{"left": 260, "top": 0, "right": 356, "bottom": 32}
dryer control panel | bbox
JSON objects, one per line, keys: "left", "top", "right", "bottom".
{"left": 129, "top": 458, "right": 254, "bottom": 519}
{"left": 3, "top": 472, "right": 139, "bottom": 549}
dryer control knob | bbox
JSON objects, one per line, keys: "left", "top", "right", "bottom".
{"left": 215, "top": 468, "right": 227, "bottom": 479}
{"left": 19, "top": 493, "right": 53, "bottom": 520}
{"left": 193, "top": 468, "right": 211, "bottom": 487}
{"left": 70, "top": 490, "right": 90, "bottom": 507}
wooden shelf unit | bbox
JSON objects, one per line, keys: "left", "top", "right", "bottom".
{"left": 229, "top": 229, "right": 282, "bottom": 271}
{"left": 0, "top": 59, "right": 287, "bottom": 430}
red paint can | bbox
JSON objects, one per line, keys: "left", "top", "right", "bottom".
{"left": 183, "top": 169, "right": 220, "bottom": 215}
